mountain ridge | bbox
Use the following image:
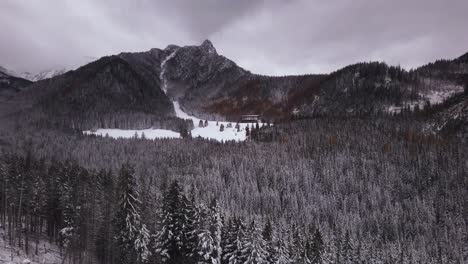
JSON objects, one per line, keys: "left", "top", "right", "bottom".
{"left": 2, "top": 40, "right": 467, "bottom": 135}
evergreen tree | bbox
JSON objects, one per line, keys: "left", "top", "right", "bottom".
{"left": 291, "top": 227, "right": 305, "bottom": 263}
{"left": 222, "top": 218, "right": 246, "bottom": 264}
{"left": 262, "top": 220, "right": 273, "bottom": 242}
{"left": 262, "top": 220, "right": 275, "bottom": 263}
{"left": 341, "top": 231, "right": 354, "bottom": 264}
{"left": 208, "top": 199, "right": 223, "bottom": 264}
{"left": 58, "top": 164, "right": 81, "bottom": 255}
{"left": 196, "top": 199, "right": 222, "bottom": 264}
{"left": 241, "top": 221, "right": 268, "bottom": 264}
{"left": 114, "top": 163, "right": 150, "bottom": 264}
{"left": 273, "top": 232, "right": 292, "bottom": 264}
{"left": 310, "top": 228, "right": 325, "bottom": 264}
{"left": 155, "top": 180, "right": 198, "bottom": 263}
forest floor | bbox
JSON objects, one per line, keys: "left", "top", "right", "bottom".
{"left": 0, "top": 226, "right": 62, "bottom": 264}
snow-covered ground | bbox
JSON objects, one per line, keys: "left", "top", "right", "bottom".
{"left": 173, "top": 101, "right": 265, "bottom": 141}
{"left": 83, "top": 128, "right": 181, "bottom": 140}
{"left": 82, "top": 102, "right": 267, "bottom": 142}
{"left": 0, "top": 227, "right": 63, "bottom": 264}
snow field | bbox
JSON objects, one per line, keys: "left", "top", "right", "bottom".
{"left": 83, "top": 101, "right": 268, "bottom": 142}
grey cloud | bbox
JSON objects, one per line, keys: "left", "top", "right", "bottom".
{"left": 1, "top": 0, "right": 467, "bottom": 75}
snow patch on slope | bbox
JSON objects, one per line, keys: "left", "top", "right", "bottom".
{"left": 159, "top": 49, "right": 178, "bottom": 93}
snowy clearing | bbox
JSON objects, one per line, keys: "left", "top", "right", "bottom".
{"left": 82, "top": 102, "right": 268, "bottom": 142}
{"left": 173, "top": 101, "right": 267, "bottom": 142}
{"left": 83, "top": 128, "right": 181, "bottom": 140}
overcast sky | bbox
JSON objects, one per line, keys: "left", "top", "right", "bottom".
{"left": 2, "top": 0, "right": 468, "bottom": 75}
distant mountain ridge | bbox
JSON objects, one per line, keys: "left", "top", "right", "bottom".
{"left": 19, "top": 68, "right": 69, "bottom": 82}
{"left": 0, "top": 65, "right": 67, "bottom": 81}
{"left": 2, "top": 40, "right": 468, "bottom": 135}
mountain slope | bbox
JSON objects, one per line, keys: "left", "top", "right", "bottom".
{"left": 0, "top": 67, "right": 32, "bottom": 101}
{"left": 4, "top": 56, "right": 189, "bottom": 131}
{"left": 159, "top": 41, "right": 467, "bottom": 121}
{"left": 431, "top": 92, "right": 468, "bottom": 136}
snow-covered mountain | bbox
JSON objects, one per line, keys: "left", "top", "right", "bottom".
{"left": 0, "top": 64, "right": 69, "bottom": 82}
{"left": 18, "top": 68, "right": 69, "bottom": 81}
{"left": 3, "top": 40, "right": 467, "bottom": 136}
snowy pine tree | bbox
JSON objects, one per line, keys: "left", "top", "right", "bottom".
{"left": 195, "top": 200, "right": 222, "bottom": 264}
{"left": 341, "top": 231, "right": 354, "bottom": 264}
{"left": 310, "top": 228, "right": 326, "bottom": 264}
{"left": 222, "top": 218, "right": 246, "bottom": 264}
{"left": 290, "top": 226, "right": 305, "bottom": 263}
{"left": 269, "top": 225, "right": 292, "bottom": 264}
{"left": 241, "top": 221, "right": 268, "bottom": 264}
{"left": 262, "top": 220, "right": 276, "bottom": 263}
{"left": 114, "top": 163, "right": 150, "bottom": 264}
{"left": 155, "top": 180, "right": 198, "bottom": 263}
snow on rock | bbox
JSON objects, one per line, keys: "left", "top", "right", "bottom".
{"left": 159, "top": 49, "right": 178, "bottom": 93}
{"left": 83, "top": 128, "right": 181, "bottom": 140}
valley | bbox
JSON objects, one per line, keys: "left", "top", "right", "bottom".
{"left": 0, "top": 39, "right": 467, "bottom": 264}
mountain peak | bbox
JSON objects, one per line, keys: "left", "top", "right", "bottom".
{"left": 200, "top": 39, "right": 217, "bottom": 54}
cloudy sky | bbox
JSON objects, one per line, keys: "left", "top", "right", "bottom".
{"left": 2, "top": 0, "right": 468, "bottom": 75}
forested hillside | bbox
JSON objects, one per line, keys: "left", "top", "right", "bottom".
{"left": 1, "top": 116, "right": 466, "bottom": 263}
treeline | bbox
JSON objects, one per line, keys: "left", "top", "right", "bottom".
{"left": 8, "top": 108, "right": 194, "bottom": 137}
